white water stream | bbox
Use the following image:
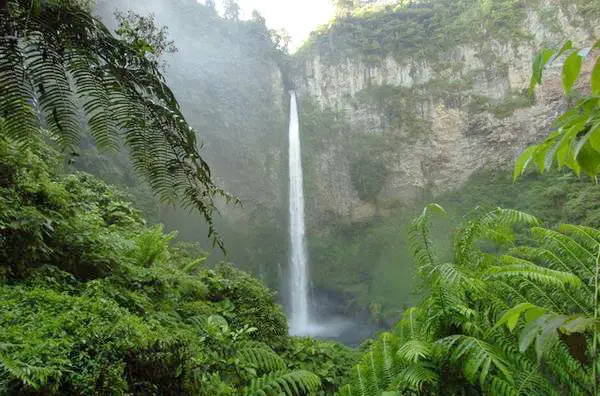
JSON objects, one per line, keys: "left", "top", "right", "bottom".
{"left": 287, "top": 92, "right": 350, "bottom": 338}
{"left": 288, "top": 91, "right": 311, "bottom": 335}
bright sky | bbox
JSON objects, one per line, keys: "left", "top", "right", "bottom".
{"left": 221, "top": 0, "right": 335, "bottom": 51}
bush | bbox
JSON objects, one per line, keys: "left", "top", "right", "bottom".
{"left": 0, "top": 136, "right": 350, "bottom": 394}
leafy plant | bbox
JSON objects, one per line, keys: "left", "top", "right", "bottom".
{"left": 0, "top": 136, "right": 341, "bottom": 395}
{"left": 340, "top": 205, "right": 599, "bottom": 395}
{"left": 515, "top": 40, "right": 600, "bottom": 180}
{"left": 0, "top": 0, "right": 235, "bottom": 249}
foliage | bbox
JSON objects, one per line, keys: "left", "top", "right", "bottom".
{"left": 0, "top": 0, "right": 234, "bottom": 250}
{"left": 283, "top": 337, "right": 360, "bottom": 394}
{"left": 114, "top": 10, "right": 177, "bottom": 70}
{"left": 306, "top": 165, "right": 600, "bottom": 328}
{"left": 341, "top": 205, "right": 600, "bottom": 394}
{"left": 515, "top": 40, "right": 600, "bottom": 180}
{"left": 298, "top": 0, "right": 533, "bottom": 63}
{"left": 90, "top": 0, "right": 291, "bottom": 279}
{"left": 349, "top": 155, "right": 388, "bottom": 203}
{"left": 0, "top": 136, "right": 349, "bottom": 395}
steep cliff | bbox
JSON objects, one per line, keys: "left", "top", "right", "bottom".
{"left": 293, "top": 0, "right": 599, "bottom": 225}
{"left": 280, "top": 0, "right": 600, "bottom": 322}
{"left": 92, "top": 0, "right": 290, "bottom": 287}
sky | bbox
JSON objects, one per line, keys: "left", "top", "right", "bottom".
{"left": 218, "top": 0, "right": 335, "bottom": 51}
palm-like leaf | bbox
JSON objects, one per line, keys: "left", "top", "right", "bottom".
{"left": 242, "top": 370, "right": 321, "bottom": 396}
{"left": 1, "top": 0, "right": 236, "bottom": 249}
{"left": 341, "top": 206, "right": 600, "bottom": 395}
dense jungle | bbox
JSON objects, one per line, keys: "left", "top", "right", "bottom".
{"left": 1, "top": 0, "right": 600, "bottom": 394}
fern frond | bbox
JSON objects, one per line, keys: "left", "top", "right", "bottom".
{"left": 0, "top": 34, "right": 38, "bottom": 146}
{"left": 242, "top": 370, "right": 320, "bottom": 396}
{"left": 396, "top": 340, "right": 433, "bottom": 363}
{"left": 558, "top": 224, "right": 600, "bottom": 253}
{"left": 454, "top": 208, "right": 538, "bottom": 267}
{"left": 394, "top": 363, "right": 439, "bottom": 392}
{"left": 408, "top": 203, "right": 445, "bottom": 270}
{"left": 438, "top": 335, "right": 515, "bottom": 389}
{"left": 0, "top": 0, "right": 235, "bottom": 249}
{"left": 237, "top": 344, "right": 287, "bottom": 373}
{"left": 486, "top": 256, "right": 582, "bottom": 288}
{"left": 530, "top": 227, "right": 595, "bottom": 279}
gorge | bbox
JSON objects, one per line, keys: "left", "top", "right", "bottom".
{"left": 89, "top": 0, "right": 600, "bottom": 335}
{"left": 4, "top": 0, "right": 600, "bottom": 393}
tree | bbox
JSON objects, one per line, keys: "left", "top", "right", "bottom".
{"left": 251, "top": 9, "right": 266, "bottom": 26}
{"left": 269, "top": 28, "right": 292, "bottom": 54}
{"left": 223, "top": 0, "right": 240, "bottom": 20}
{"left": 0, "top": 0, "right": 235, "bottom": 250}
{"left": 114, "top": 11, "right": 177, "bottom": 70}
{"left": 331, "top": 0, "right": 359, "bottom": 16}
{"left": 205, "top": 0, "right": 216, "bottom": 11}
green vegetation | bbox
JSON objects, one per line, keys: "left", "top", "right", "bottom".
{"left": 307, "top": 167, "right": 600, "bottom": 325}
{"left": 87, "top": 0, "right": 291, "bottom": 285}
{"left": 516, "top": 40, "right": 600, "bottom": 179}
{"left": 0, "top": 1, "right": 358, "bottom": 394}
{"left": 349, "top": 155, "right": 388, "bottom": 203}
{"left": 339, "top": 206, "right": 599, "bottom": 395}
{"left": 299, "top": 0, "right": 600, "bottom": 64}
{"left": 0, "top": 0, "right": 232, "bottom": 249}
{"left": 467, "top": 91, "right": 534, "bottom": 119}
{"left": 0, "top": 133, "right": 357, "bottom": 394}
{"left": 3, "top": 0, "right": 600, "bottom": 394}
{"left": 298, "top": 0, "right": 533, "bottom": 63}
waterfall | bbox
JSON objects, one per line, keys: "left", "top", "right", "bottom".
{"left": 288, "top": 91, "right": 310, "bottom": 335}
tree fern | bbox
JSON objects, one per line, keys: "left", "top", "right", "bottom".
{"left": 0, "top": 0, "right": 236, "bottom": 249}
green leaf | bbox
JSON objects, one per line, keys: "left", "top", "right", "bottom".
{"left": 574, "top": 122, "right": 600, "bottom": 158}
{"left": 529, "top": 48, "right": 556, "bottom": 95}
{"left": 592, "top": 58, "right": 600, "bottom": 95}
{"left": 524, "top": 306, "right": 547, "bottom": 323}
{"left": 519, "top": 314, "right": 552, "bottom": 352}
{"left": 513, "top": 146, "right": 537, "bottom": 181}
{"left": 563, "top": 52, "right": 583, "bottom": 94}
{"left": 560, "top": 316, "right": 596, "bottom": 334}
{"left": 496, "top": 303, "right": 539, "bottom": 331}
{"left": 576, "top": 143, "right": 600, "bottom": 176}
{"left": 589, "top": 122, "right": 600, "bottom": 153}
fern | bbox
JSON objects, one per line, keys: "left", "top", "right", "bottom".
{"left": 341, "top": 207, "right": 600, "bottom": 394}
{"left": 439, "top": 335, "right": 514, "bottom": 389}
{"left": 242, "top": 370, "right": 320, "bottom": 396}
{"left": 486, "top": 256, "right": 582, "bottom": 288}
{"left": 0, "top": 0, "right": 237, "bottom": 249}
{"left": 454, "top": 208, "right": 538, "bottom": 267}
{"left": 408, "top": 203, "right": 445, "bottom": 271}
{"left": 237, "top": 344, "right": 287, "bottom": 373}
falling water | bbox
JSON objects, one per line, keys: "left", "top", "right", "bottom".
{"left": 288, "top": 91, "right": 310, "bottom": 335}
{"left": 286, "top": 92, "right": 351, "bottom": 339}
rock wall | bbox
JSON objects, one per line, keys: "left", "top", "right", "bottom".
{"left": 293, "top": 0, "right": 599, "bottom": 226}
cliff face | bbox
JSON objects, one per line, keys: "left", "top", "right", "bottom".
{"left": 93, "top": 0, "right": 290, "bottom": 286}
{"left": 293, "top": 0, "right": 599, "bottom": 226}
